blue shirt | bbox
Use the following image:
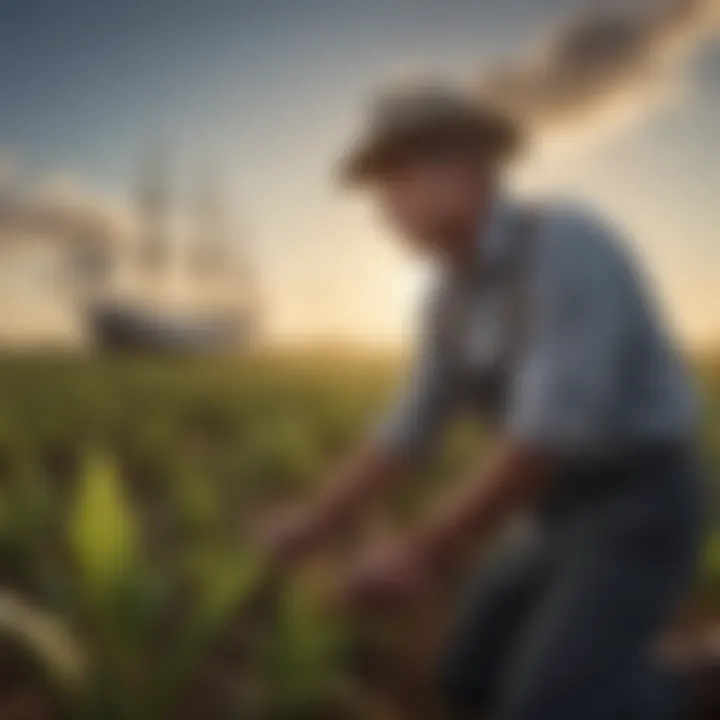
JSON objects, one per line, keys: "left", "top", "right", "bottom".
{"left": 377, "top": 196, "right": 698, "bottom": 459}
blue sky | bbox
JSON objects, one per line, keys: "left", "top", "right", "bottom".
{"left": 0, "top": 0, "right": 718, "bottom": 344}
{"left": 0, "top": 0, "right": 585, "bottom": 186}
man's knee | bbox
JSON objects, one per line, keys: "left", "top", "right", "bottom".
{"left": 439, "top": 527, "right": 549, "bottom": 715}
{"left": 441, "top": 653, "right": 580, "bottom": 720}
{"left": 496, "top": 680, "right": 580, "bottom": 720}
{"left": 438, "top": 642, "right": 488, "bottom": 716}
{"left": 495, "top": 662, "right": 634, "bottom": 720}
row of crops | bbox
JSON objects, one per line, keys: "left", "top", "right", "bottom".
{"left": 0, "top": 352, "right": 718, "bottom": 718}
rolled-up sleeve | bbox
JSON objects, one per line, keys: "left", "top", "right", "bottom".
{"left": 505, "top": 213, "right": 630, "bottom": 454}
{"left": 375, "top": 289, "right": 460, "bottom": 460}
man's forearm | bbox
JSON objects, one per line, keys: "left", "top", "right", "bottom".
{"left": 413, "top": 440, "right": 552, "bottom": 568}
{"left": 309, "top": 442, "right": 409, "bottom": 539}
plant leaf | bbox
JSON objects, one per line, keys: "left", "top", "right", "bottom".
{"left": 69, "top": 453, "right": 139, "bottom": 600}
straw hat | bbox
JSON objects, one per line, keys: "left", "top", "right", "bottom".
{"left": 339, "top": 83, "right": 523, "bottom": 185}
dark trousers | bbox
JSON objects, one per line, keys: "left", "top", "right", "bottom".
{"left": 441, "top": 445, "right": 703, "bottom": 720}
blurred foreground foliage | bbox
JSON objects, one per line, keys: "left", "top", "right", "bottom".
{"left": 0, "top": 352, "right": 717, "bottom": 719}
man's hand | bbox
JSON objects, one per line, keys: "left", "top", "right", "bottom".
{"left": 258, "top": 444, "right": 408, "bottom": 569}
{"left": 337, "top": 539, "right": 430, "bottom": 611}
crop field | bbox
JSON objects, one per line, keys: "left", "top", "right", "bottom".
{"left": 0, "top": 352, "right": 718, "bottom": 719}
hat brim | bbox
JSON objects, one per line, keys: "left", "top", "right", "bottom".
{"left": 339, "top": 112, "right": 523, "bottom": 187}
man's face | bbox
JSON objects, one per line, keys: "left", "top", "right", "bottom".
{"left": 375, "top": 154, "right": 491, "bottom": 257}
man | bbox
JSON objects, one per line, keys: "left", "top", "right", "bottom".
{"left": 265, "top": 83, "right": 703, "bottom": 719}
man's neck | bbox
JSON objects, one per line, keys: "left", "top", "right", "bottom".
{"left": 443, "top": 190, "right": 497, "bottom": 270}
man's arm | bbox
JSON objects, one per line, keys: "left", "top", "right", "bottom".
{"left": 340, "top": 440, "right": 553, "bottom": 606}
{"left": 412, "top": 440, "right": 551, "bottom": 569}
{"left": 266, "top": 286, "right": 460, "bottom": 564}
{"left": 292, "top": 441, "right": 410, "bottom": 552}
